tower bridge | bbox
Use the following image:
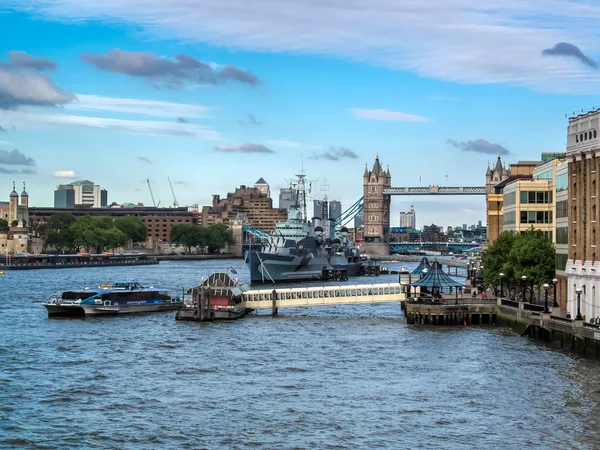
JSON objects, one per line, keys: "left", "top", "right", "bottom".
{"left": 361, "top": 155, "right": 485, "bottom": 255}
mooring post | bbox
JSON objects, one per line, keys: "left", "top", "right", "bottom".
{"left": 272, "top": 289, "right": 278, "bottom": 317}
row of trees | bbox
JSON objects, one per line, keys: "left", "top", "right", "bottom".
{"left": 170, "top": 223, "right": 235, "bottom": 254}
{"left": 43, "top": 213, "right": 147, "bottom": 253}
{"left": 482, "top": 228, "right": 555, "bottom": 294}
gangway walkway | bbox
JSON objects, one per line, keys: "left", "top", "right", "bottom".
{"left": 240, "top": 282, "right": 411, "bottom": 310}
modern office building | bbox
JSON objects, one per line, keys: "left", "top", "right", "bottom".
{"left": 502, "top": 158, "right": 562, "bottom": 242}
{"left": 54, "top": 180, "right": 108, "bottom": 208}
{"left": 399, "top": 205, "right": 416, "bottom": 229}
{"left": 278, "top": 187, "right": 295, "bottom": 210}
{"left": 565, "top": 110, "right": 600, "bottom": 319}
{"left": 329, "top": 200, "right": 342, "bottom": 221}
{"left": 555, "top": 160, "right": 568, "bottom": 308}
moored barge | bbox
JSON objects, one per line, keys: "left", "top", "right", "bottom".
{"left": 1, "top": 252, "right": 159, "bottom": 270}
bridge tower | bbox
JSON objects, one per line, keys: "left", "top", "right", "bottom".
{"left": 362, "top": 155, "right": 391, "bottom": 252}
{"left": 485, "top": 153, "right": 511, "bottom": 245}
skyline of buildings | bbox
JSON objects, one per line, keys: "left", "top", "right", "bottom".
{"left": 54, "top": 180, "right": 108, "bottom": 209}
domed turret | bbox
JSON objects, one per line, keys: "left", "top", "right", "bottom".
{"left": 9, "top": 181, "right": 18, "bottom": 198}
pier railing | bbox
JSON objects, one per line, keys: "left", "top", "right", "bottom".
{"left": 407, "top": 296, "right": 497, "bottom": 306}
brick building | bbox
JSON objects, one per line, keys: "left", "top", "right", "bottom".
{"left": 199, "top": 185, "right": 286, "bottom": 231}
{"left": 28, "top": 206, "right": 195, "bottom": 242}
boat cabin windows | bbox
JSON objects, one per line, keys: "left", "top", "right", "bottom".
{"left": 62, "top": 291, "right": 98, "bottom": 300}
{"left": 108, "top": 291, "right": 169, "bottom": 302}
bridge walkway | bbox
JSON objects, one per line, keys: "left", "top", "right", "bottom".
{"left": 240, "top": 283, "right": 413, "bottom": 310}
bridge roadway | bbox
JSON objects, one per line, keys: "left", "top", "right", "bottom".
{"left": 240, "top": 282, "right": 412, "bottom": 310}
{"left": 383, "top": 186, "right": 486, "bottom": 195}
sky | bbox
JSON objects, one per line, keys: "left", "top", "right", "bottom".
{"left": 0, "top": 1, "right": 599, "bottom": 229}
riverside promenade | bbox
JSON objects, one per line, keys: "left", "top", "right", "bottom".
{"left": 407, "top": 292, "right": 600, "bottom": 356}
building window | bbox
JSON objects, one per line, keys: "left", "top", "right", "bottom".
{"left": 595, "top": 130, "right": 598, "bottom": 139}
{"left": 594, "top": 229, "right": 597, "bottom": 246}
{"left": 594, "top": 205, "right": 597, "bottom": 221}
{"left": 556, "top": 227, "right": 569, "bottom": 244}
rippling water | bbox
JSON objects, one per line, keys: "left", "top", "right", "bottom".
{"left": 1, "top": 259, "right": 600, "bottom": 449}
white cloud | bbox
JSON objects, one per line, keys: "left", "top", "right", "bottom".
{"left": 0, "top": 140, "right": 11, "bottom": 146}
{"left": 66, "top": 94, "right": 212, "bottom": 118}
{"left": 53, "top": 170, "right": 77, "bottom": 178}
{"left": 0, "top": 110, "right": 222, "bottom": 140}
{"left": 10, "top": 0, "right": 600, "bottom": 93}
{"left": 263, "top": 140, "right": 323, "bottom": 150}
{"left": 349, "top": 108, "right": 428, "bottom": 122}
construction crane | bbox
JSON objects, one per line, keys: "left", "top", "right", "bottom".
{"left": 146, "top": 178, "right": 157, "bottom": 207}
{"left": 168, "top": 177, "right": 178, "bottom": 208}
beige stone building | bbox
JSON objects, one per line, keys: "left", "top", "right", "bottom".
{"left": 485, "top": 158, "right": 541, "bottom": 245}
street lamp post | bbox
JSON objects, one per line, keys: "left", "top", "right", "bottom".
{"left": 575, "top": 287, "right": 583, "bottom": 320}
{"left": 543, "top": 283, "right": 550, "bottom": 313}
{"left": 521, "top": 275, "right": 527, "bottom": 302}
{"left": 499, "top": 272, "right": 504, "bottom": 298}
{"left": 552, "top": 278, "right": 558, "bottom": 307}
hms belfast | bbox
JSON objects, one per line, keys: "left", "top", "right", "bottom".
{"left": 244, "top": 173, "right": 363, "bottom": 284}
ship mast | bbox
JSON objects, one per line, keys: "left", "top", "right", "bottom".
{"left": 296, "top": 172, "right": 307, "bottom": 223}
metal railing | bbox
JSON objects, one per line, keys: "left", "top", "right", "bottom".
{"left": 407, "top": 296, "right": 497, "bottom": 306}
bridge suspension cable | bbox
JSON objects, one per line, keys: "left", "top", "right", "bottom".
{"left": 335, "top": 197, "right": 364, "bottom": 228}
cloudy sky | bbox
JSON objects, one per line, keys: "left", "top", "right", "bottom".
{"left": 0, "top": 1, "right": 598, "bottom": 228}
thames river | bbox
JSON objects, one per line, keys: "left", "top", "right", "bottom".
{"left": 1, "top": 259, "right": 599, "bottom": 449}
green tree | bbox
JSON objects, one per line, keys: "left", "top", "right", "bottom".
{"left": 0, "top": 219, "right": 8, "bottom": 229}
{"left": 115, "top": 216, "right": 147, "bottom": 244}
{"left": 482, "top": 229, "right": 555, "bottom": 295}
{"left": 170, "top": 224, "right": 205, "bottom": 253}
{"left": 44, "top": 212, "right": 77, "bottom": 253}
{"left": 507, "top": 228, "right": 555, "bottom": 287}
{"left": 102, "top": 228, "right": 128, "bottom": 251}
{"left": 206, "top": 223, "right": 235, "bottom": 253}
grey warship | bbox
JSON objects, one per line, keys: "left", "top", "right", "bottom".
{"left": 244, "top": 173, "right": 363, "bottom": 284}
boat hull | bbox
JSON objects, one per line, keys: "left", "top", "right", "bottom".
{"left": 246, "top": 251, "right": 363, "bottom": 283}
{"left": 43, "top": 301, "right": 181, "bottom": 317}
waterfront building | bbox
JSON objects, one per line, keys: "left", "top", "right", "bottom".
{"left": 421, "top": 224, "right": 446, "bottom": 242}
{"left": 565, "top": 110, "right": 600, "bottom": 319}
{"left": 555, "top": 160, "right": 568, "bottom": 308}
{"left": 399, "top": 205, "right": 416, "bottom": 229}
{"left": 29, "top": 206, "right": 194, "bottom": 244}
{"left": 502, "top": 157, "right": 563, "bottom": 242}
{"left": 199, "top": 185, "right": 286, "bottom": 231}
{"left": 0, "top": 182, "right": 31, "bottom": 253}
{"left": 485, "top": 155, "right": 542, "bottom": 245}
{"left": 363, "top": 155, "right": 391, "bottom": 243}
{"left": 54, "top": 180, "right": 108, "bottom": 208}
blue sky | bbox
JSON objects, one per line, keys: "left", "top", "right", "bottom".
{"left": 1, "top": 1, "right": 599, "bottom": 228}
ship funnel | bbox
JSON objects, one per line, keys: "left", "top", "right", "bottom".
{"left": 312, "top": 216, "right": 322, "bottom": 232}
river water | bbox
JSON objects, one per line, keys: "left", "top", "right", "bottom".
{"left": 1, "top": 259, "right": 599, "bottom": 449}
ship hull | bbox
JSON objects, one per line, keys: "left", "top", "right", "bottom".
{"left": 246, "top": 251, "right": 363, "bottom": 283}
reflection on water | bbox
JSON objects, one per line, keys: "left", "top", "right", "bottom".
{"left": 0, "top": 259, "right": 599, "bottom": 449}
